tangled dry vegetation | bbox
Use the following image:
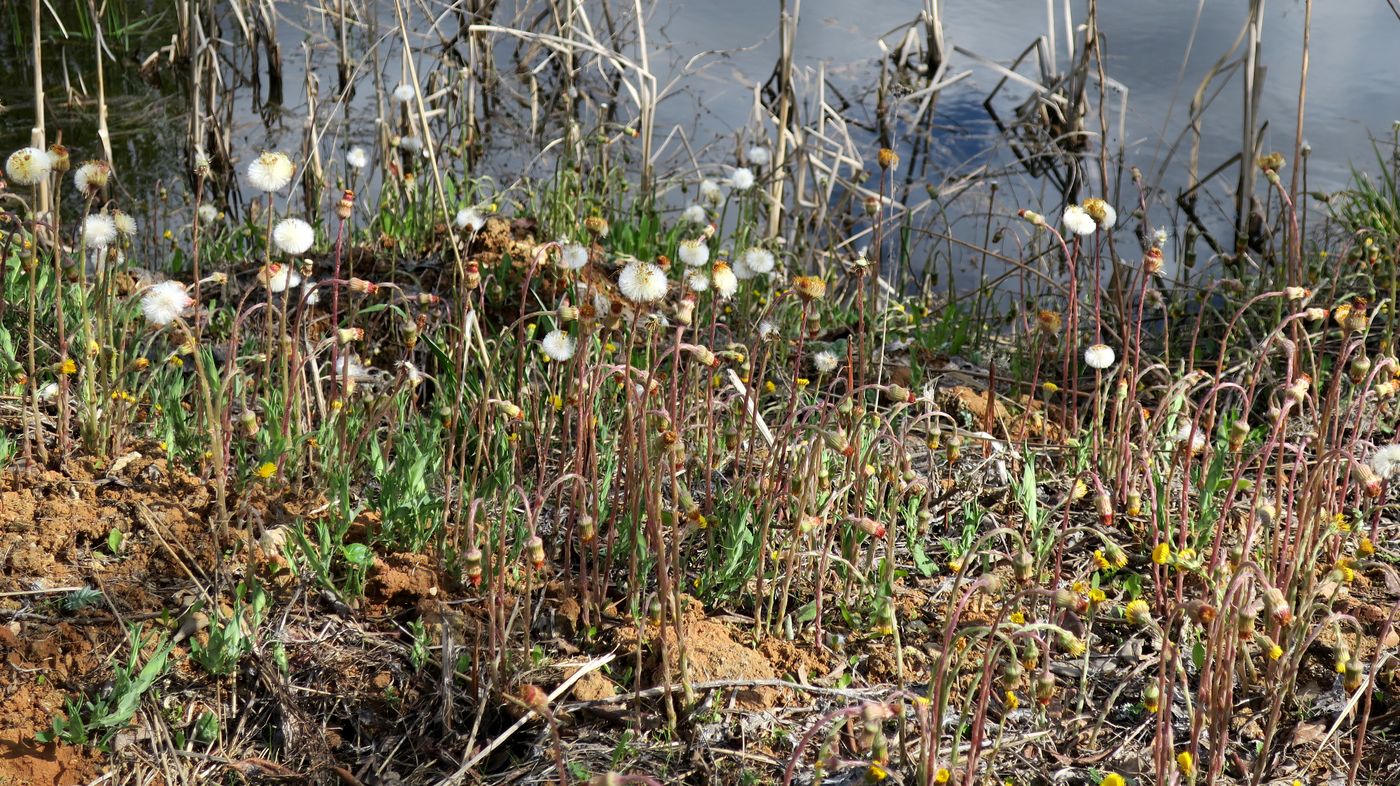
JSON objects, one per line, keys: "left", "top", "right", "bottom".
{"left": 2, "top": 1, "right": 1400, "bottom": 786}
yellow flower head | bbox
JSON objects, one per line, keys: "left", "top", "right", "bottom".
{"left": 1177, "top": 751, "right": 1195, "bottom": 777}
{"left": 59, "top": 358, "right": 77, "bottom": 375}
{"left": 256, "top": 462, "right": 277, "bottom": 479}
{"left": 1101, "top": 776, "right": 1126, "bottom": 786}
{"left": 1152, "top": 542, "right": 1171, "bottom": 564}
{"left": 935, "top": 768, "right": 951, "bottom": 784}
{"left": 1093, "top": 549, "right": 1110, "bottom": 570}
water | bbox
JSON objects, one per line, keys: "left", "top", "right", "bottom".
{"left": 2, "top": 1, "right": 1397, "bottom": 276}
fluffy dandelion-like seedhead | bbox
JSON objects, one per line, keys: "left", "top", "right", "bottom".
{"left": 740, "top": 247, "right": 775, "bottom": 275}
{"left": 681, "top": 204, "right": 707, "bottom": 224}
{"left": 747, "top": 146, "right": 770, "bottom": 167}
{"left": 111, "top": 210, "right": 137, "bottom": 239}
{"left": 392, "top": 83, "right": 416, "bottom": 103}
{"left": 141, "top": 281, "right": 193, "bottom": 326}
{"left": 560, "top": 243, "right": 589, "bottom": 270}
{"left": 73, "top": 160, "right": 110, "bottom": 195}
{"left": 247, "top": 151, "right": 294, "bottom": 193}
{"left": 198, "top": 203, "right": 219, "bottom": 224}
{"left": 813, "top": 351, "right": 839, "bottom": 374}
{"left": 758, "top": 321, "right": 778, "bottom": 341}
{"left": 731, "top": 255, "right": 756, "bottom": 280}
{"left": 346, "top": 146, "right": 369, "bottom": 170}
{"left": 272, "top": 218, "right": 315, "bottom": 255}
{"left": 729, "top": 167, "right": 755, "bottom": 191}
{"left": 711, "top": 262, "right": 738, "bottom": 298}
{"left": 541, "top": 329, "right": 576, "bottom": 362}
{"left": 1063, "top": 205, "right": 1097, "bottom": 236}
{"left": 1173, "top": 422, "right": 1207, "bottom": 454}
{"left": 5, "top": 147, "right": 52, "bottom": 186}
{"left": 1084, "top": 343, "right": 1116, "bottom": 370}
{"left": 618, "top": 260, "right": 667, "bottom": 303}
{"left": 1153, "top": 226, "right": 1169, "bottom": 246}
{"left": 455, "top": 207, "right": 486, "bottom": 233}
{"left": 699, "top": 178, "right": 723, "bottom": 205}
{"left": 1370, "top": 444, "right": 1400, "bottom": 480}
{"left": 686, "top": 271, "right": 709, "bottom": 292}
{"left": 678, "top": 238, "right": 709, "bottom": 267}
{"left": 83, "top": 213, "right": 117, "bottom": 248}
{"left": 1081, "top": 197, "right": 1117, "bottom": 230}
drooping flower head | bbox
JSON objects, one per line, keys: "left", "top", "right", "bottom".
{"left": 259, "top": 262, "right": 302, "bottom": 293}
{"left": 5, "top": 147, "right": 52, "bottom": 186}
{"left": 541, "top": 329, "right": 576, "bottom": 362}
{"left": 678, "top": 238, "right": 709, "bottom": 267}
{"left": 141, "top": 281, "right": 193, "bottom": 326}
{"left": 272, "top": 218, "right": 315, "bottom": 255}
{"left": 618, "top": 260, "right": 667, "bottom": 303}
{"left": 1084, "top": 343, "right": 1117, "bottom": 370}
{"left": 247, "top": 151, "right": 295, "bottom": 193}
{"left": 1062, "top": 205, "right": 1096, "bottom": 236}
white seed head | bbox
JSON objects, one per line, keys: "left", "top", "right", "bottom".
{"left": 5, "top": 147, "right": 52, "bottom": 186}
{"left": 1083, "top": 343, "right": 1117, "bottom": 370}
{"left": 83, "top": 213, "right": 118, "bottom": 248}
{"left": 814, "top": 351, "right": 839, "bottom": 374}
{"left": 740, "top": 247, "right": 775, "bottom": 275}
{"left": 111, "top": 210, "right": 137, "bottom": 238}
{"left": 392, "top": 83, "right": 416, "bottom": 103}
{"left": 73, "top": 160, "right": 110, "bottom": 195}
{"left": 678, "top": 238, "right": 710, "bottom": 267}
{"left": 618, "top": 260, "right": 667, "bottom": 303}
{"left": 260, "top": 263, "right": 302, "bottom": 293}
{"left": 747, "top": 146, "right": 771, "bottom": 167}
{"left": 560, "top": 243, "right": 589, "bottom": 270}
{"left": 455, "top": 207, "right": 486, "bottom": 233}
{"left": 541, "top": 329, "right": 576, "bottom": 362}
{"left": 681, "top": 204, "right": 707, "bottom": 224}
{"left": 141, "top": 281, "right": 193, "bottom": 326}
{"left": 711, "top": 262, "right": 738, "bottom": 298}
{"left": 198, "top": 203, "right": 220, "bottom": 224}
{"left": 687, "top": 271, "right": 709, "bottom": 292}
{"left": 1370, "top": 444, "right": 1400, "bottom": 480}
{"left": 272, "top": 218, "right": 315, "bottom": 255}
{"left": 729, "top": 167, "right": 755, "bottom": 191}
{"left": 1063, "top": 205, "right": 1097, "bottom": 236}
{"left": 247, "top": 151, "right": 294, "bottom": 193}
{"left": 346, "top": 146, "right": 369, "bottom": 170}
{"left": 699, "top": 178, "right": 723, "bottom": 205}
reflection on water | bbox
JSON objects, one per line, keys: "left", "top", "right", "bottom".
{"left": 1, "top": 1, "right": 1397, "bottom": 269}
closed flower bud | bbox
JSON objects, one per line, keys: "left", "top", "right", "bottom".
{"left": 526, "top": 535, "right": 546, "bottom": 569}
{"left": 1352, "top": 355, "right": 1372, "bottom": 384}
{"left": 1010, "top": 550, "right": 1034, "bottom": 582}
{"left": 1344, "top": 657, "right": 1364, "bottom": 692}
{"left": 239, "top": 409, "right": 259, "bottom": 437}
{"left": 1034, "top": 671, "right": 1055, "bottom": 705}
{"left": 337, "top": 327, "right": 364, "bottom": 344}
{"left": 1126, "top": 489, "right": 1142, "bottom": 517}
{"left": 1228, "top": 419, "right": 1250, "bottom": 452}
{"left": 464, "top": 547, "right": 484, "bottom": 585}
{"left": 336, "top": 189, "right": 355, "bottom": 220}
{"left": 1094, "top": 493, "right": 1113, "bottom": 525}
{"left": 1262, "top": 587, "right": 1293, "bottom": 625}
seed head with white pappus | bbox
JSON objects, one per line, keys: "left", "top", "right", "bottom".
{"left": 729, "top": 167, "right": 755, "bottom": 191}
{"left": 560, "top": 243, "right": 589, "bottom": 270}
{"left": 711, "top": 262, "right": 738, "bottom": 298}
{"left": 346, "top": 147, "right": 369, "bottom": 170}
{"left": 141, "top": 281, "right": 194, "bottom": 326}
{"left": 455, "top": 208, "right": 486, "bottom": 233}
{"left": 747, "top": 146, "right": 771, "bottom": 167}
{"left": 699, "top": 179, "right": 723, "bottom": 205}
{"left": 1063, "top": 205, "right": 1096, "bottom": 236}
{"left": 83, "top": 214, "right": 118, "bottom": 248}
{"left": 273, "top": 218, "right": 315, "bottom": 255}
{"left": 73, "top": 160, "right": 110, "bottom": 195}
{"left": 618, "top": 260, "right": 667, "bottom": 303}
{"left": 5, "top": 147, "right": 52, "bottom": 186}
{"left": 1084, "top": 343, "right": 1116, "bottom": 370}
{"left": 541, "top": 330, "right": 576, "bottom": 362}
{"left": 678, "top": 238, "right": 709, "bottom": 267}
{"left": 248, "top": 151, "right": 294, "bottom": 193}
{"left": 740, "top": 247, "right": 775, "bottom": 275}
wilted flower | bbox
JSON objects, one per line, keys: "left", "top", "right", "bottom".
{"left": 346, "top": 146, "right": 369, "bottom": 169}
{"left": 618, "top": 260, "right": 667, "bottom": 303}
{"left": 1062, "top": 205, "right": 1096, "bottom": 236}
{"left": 584, "top": 216, "right": 610, "bottom": 237}
{"left": 678, "top": 238, "right": 709, "bottom": 267}
{"left": 541, "top": 329, "right": 576, "bottom": 362}
{"left": 141, "top": 281, "right": 193, "bottom": 326}
{"left": 793, "top": 275, "right": 826, "bottom": 303}
{"left": 247, "top": 151, "right": 294, "bottom": 193}
{"left": 1084, "top": 343, "right": 1116, "bottom": 370}
{"left": 272, "top": 218, "right": 315, "bottom": 255}
{"left": 5, "top": 147, "right": 52, "bottom": 186}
